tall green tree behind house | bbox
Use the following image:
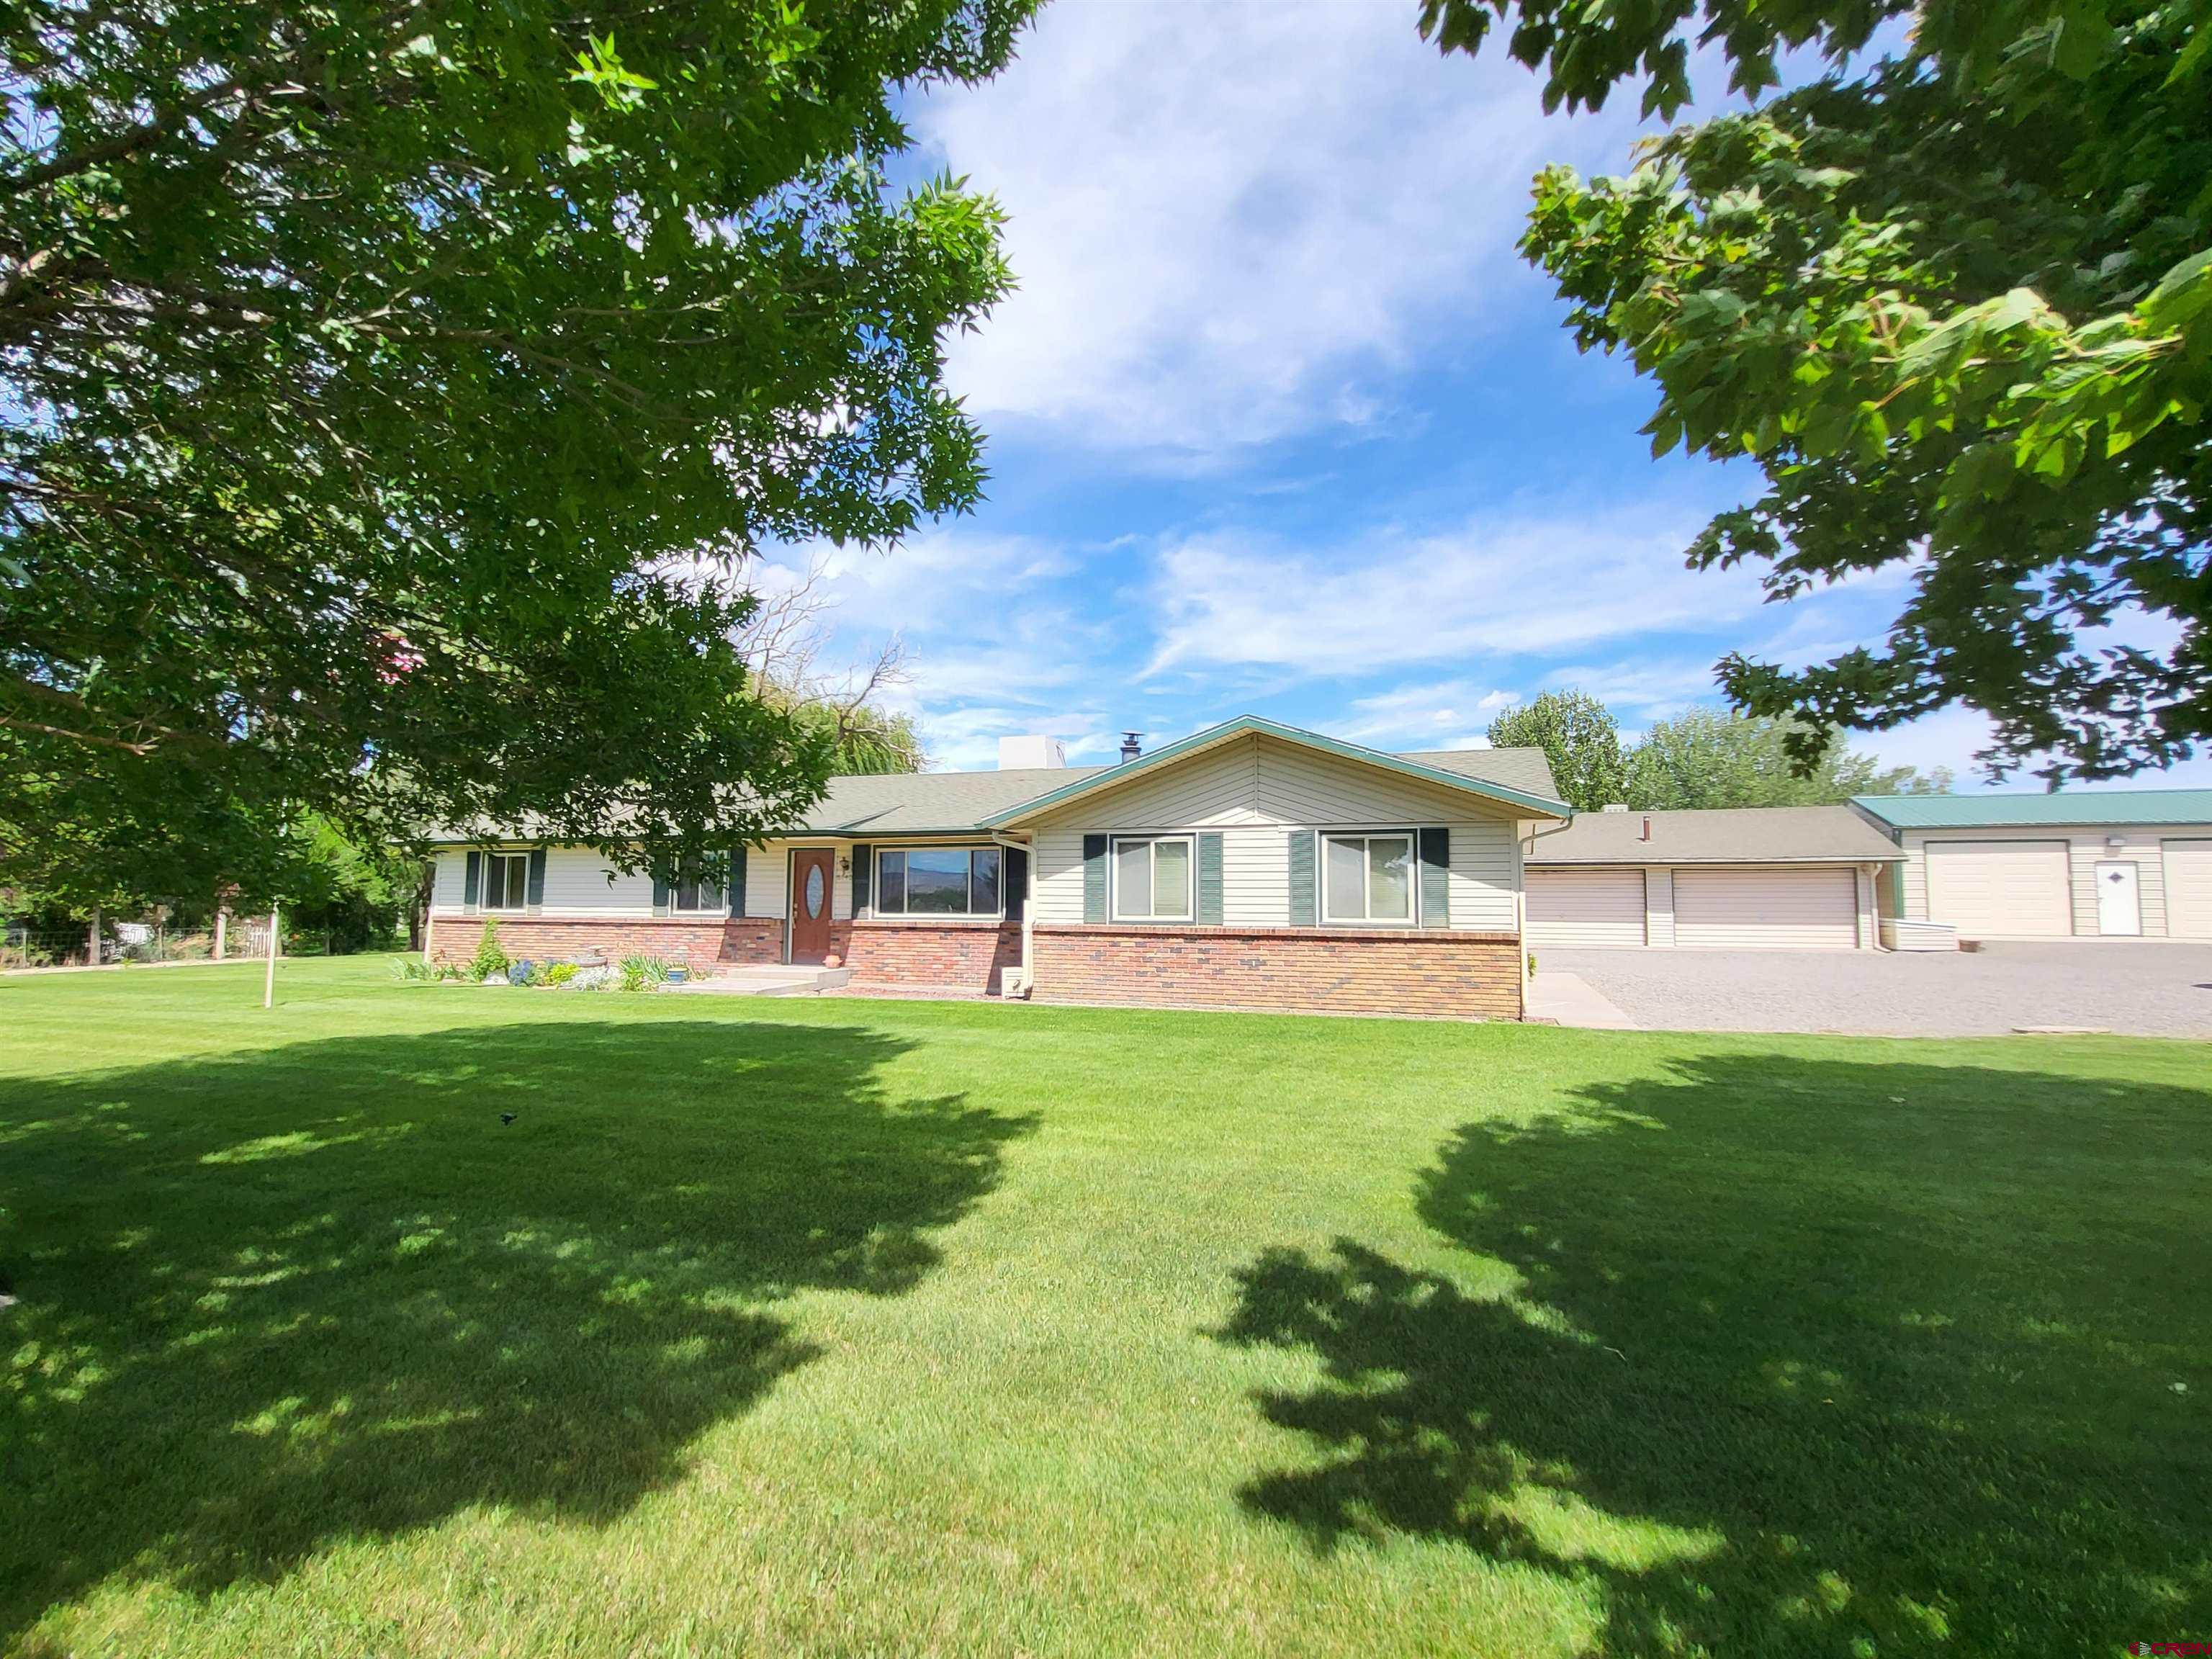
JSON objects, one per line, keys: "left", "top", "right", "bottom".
{"left": 1420, "top": 0, "right": 2211, "bottom": 783}
{"left": 0, "top": 0, "right": 1033, "bottom": 886}
{"left": 1626, "top": 709, "right": 1953, "bottom": 810}
{"left": 1488, "top": 691, "right": 1631, "bottom": 812}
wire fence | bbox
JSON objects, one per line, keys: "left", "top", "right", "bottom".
{"left": 0, "top": 918, "right": 382, "bottom": 971}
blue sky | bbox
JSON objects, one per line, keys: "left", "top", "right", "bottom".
{"left": 762, "top": 0, "right": 2208, "bottom": 792}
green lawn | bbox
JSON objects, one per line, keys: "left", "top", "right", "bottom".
{"left": 3, "top": 958, "right": 2208, "bottom": 1658}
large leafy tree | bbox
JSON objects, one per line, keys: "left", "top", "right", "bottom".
{"left": 0, "top": 0, "right": 1029, "bottom": 889}
{"left": 1625, "top": 707, "right": 1951, "bottom": 809}
{"left": 1422, "top": 0, "right": 2211, "bottom": 781}
{"left": 1488, "top": 689, "right": 1631, "bottom": 811}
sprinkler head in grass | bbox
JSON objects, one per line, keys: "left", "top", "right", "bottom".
{"left": 499, "top": 1112, "right": 517, "bottom": 1125}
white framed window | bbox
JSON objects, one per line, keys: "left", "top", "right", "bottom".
{"left": 1323, "top": 831, "right": 1416, "bottom": 925}
{"left": 1112, "top": 835, "right": 1193, "bottom": 922}
{"left": 876, "top": 846, "right": 1002, "bottom": 917}
{"left": 671, "top": 855, "right": 723, "bottom": 914}
{"left": 481, "top": 851, "right": 530, "bottom": 912}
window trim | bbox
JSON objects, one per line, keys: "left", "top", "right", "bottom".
{"left": 480, "top": 850, "right": 531, "bottom": 913}
{"left": 1321, "top": 829, "right": 1420, "bottom": 927}
{"left": 873, "top": 845, "right": 1004, "bottom": 920}
{"left": 1110, "top": 834, "right": 1196, "bottom": 923}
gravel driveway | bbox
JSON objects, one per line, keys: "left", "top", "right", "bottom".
{"left": 1538, "top": 941, "right": 2212, "bottom": 1038}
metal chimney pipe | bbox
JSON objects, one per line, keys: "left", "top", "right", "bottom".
{"left": 1640, "top": 815, "right": 1653, "bottom": 842}
{"left": 1119, "top": 731, "right": 1143, "bottom": 764}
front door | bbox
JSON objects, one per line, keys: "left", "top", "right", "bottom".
{"left": 2095, "top": 860, "right": 2141, "bottom": 936}
{"left": 790, "top": 848, "right": 836, "bottom": 962}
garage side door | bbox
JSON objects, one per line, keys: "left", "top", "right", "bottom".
{"left": 1525, "top": 868, "right": 1645, "bottom": 948}
{"left": 2165, "top": 840, "right": 2212, "bottom": 939}
{"left": 1673, "top": 867, "right": 1858, "bottom": 950}
{"left": 1925, "top": 840, "right": 2072, "bottom": 938}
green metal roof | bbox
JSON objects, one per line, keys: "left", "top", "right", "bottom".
{"left": 1852, "top": 789, "right": 2212, "bottom": 830}
{"left": 981, "top": 714, "right": 1573, "bottom": 826}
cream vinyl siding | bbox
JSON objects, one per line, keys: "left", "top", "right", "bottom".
{"left": 2164, "top": 840, "right": 2212, "bottom": 939}
{"left": 1525, "top": 868, "right": 1645, "bottom": 948}
{"left": 1923, "top": 840, "right": 2073, "bottom": 938}
{"left": 429, "top": 844, "right": 795, "bottom": 918}
{"left": 1673, "top": 866, "right": 1858, "bottom": 950}
{"left": 1027, "top": 732, "right": 1523, "bottom": 930}
{"left": 1644, "top": 868, "right": 1676, "bottom": 948}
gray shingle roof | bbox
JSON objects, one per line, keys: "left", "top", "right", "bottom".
{"left": 426, "top": 739, "right": 1561, "bottom": 843}
{"left": 1527, "top": 805, "right": 1901, "bottom": 865}
{"left": 797, "top": 765, "right": 1112, "bottom": 833}
{"left": 1398, "top": 747, "right": 1561, "bottom": 801}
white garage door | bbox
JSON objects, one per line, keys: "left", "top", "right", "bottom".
{"left": 1526, "top": 868, "right": 1645, "bottom": 948}
{"left": 1925, "top": 840, "right": 2072, "bottom": 938}
{"left": 1673, "top": 866, "right": 1859, "bottom": 950}
{"left": 2165, "top": 840, "right": 2212, "bottom": 940}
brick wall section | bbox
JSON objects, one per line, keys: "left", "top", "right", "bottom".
{"left": 1030, "top": 925, "right": 1524, "bottom": 1020}
{"left": 833, "top": 921, "right": 1022, "bottom": 994}
{"left": 427, "top": 914, "right": 783, "bottom": 973}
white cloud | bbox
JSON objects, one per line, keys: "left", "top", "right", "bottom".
{"left": 1326, "top": 678, "right": 1515, "bottom": 749}
{"left": 909, "top": 0, "right": 1653, "bottom": 457}
{"left": 1146, "top": 507, "right": 1766, "bottom": 676}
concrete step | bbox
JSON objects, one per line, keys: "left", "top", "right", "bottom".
{"left": 669, "top": 964, "right": 853, "bottom": 996}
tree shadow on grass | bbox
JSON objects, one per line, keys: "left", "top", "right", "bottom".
{"left": 0, "top": 1017, "right": 1030, "bottom": 1641}
{"left": 1218, "top": 1053, "right": 2212, "bottom": 1655}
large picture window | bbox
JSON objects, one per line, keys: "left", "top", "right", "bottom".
{"left": 1323, "top": 832, "right": 1416, "bottom": 925}
{"left": 481, "top": 851, "right": 530, "bottom": 912}
{"left": 876, "top": 847, "right": 1002, "bottom": 917}
{"left": 1112, "top": 836, "right": 1192, "bottom": 922}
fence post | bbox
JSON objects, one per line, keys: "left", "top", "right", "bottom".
{"left": 87, "top": 907, "right": 102, "bottom": 967}
{"left": 214, "top": 908, "right": 228, "bottom": 962}
{"left": 263, "top": 904, "right": 279, "bottom": 1009}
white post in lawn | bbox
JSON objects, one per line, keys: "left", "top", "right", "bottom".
{"left": 213, "top": 906, "right": 228, "bottom": 961}
{"left": 262, "top": 904, "right": 279, "bottom": 1009}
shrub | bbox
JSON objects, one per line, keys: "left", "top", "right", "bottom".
{"left": 469, "top": 920, "right": 510, "bottom": 984}
{"left": 391, "top": 958, "right": 439, "bottom": 984}
{"left": 618, "top": 953, "right": 673, "bottom": 992}
{"left": 543, "top": 962, "right": 579, "bottom": 986}
{"left": 510, "top": 958, "right": 545, "bottom": 987}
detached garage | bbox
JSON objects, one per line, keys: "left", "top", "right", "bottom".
{"left": 1853, "top": 790, "right": 2212, "bottom": 941}
{"left": 1525, "top": 806, "right": 1892, "bottom": 951}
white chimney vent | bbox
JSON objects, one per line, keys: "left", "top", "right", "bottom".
{"left": 997, "top": 734, "right": 1066, "bottom": 770}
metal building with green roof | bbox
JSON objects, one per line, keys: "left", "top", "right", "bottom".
{"left": 1851, "top": 791, "right": 2212, "bottom": 943}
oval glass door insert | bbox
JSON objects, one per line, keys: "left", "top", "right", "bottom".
{"left": 805, "top": 866, "right": 825, "bottom": 918}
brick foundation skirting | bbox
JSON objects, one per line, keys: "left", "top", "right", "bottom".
{"left": 427, "top": 914, "right": 783, "bottom": 973}
{"left": 1029, "top": 924, "right": 1524, "bottom": 1020}
{"left": 832, "top": 920, "right": 1022, "bottom": 994}
{"left": 427, "top": 912, "right": 1023, "bottom": 992}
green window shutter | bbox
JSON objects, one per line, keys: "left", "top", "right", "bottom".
{"left": 852, "top": 844, "right": 872, "bottom": 916}
{"left": 1082, "top": 835, "right": 1108, "bottom": 922}
{"left": 1287, "top": 830, "right": 1316, "bottom": 926}
{"left": 1197, "top": 832, "right": 1224, "bottom": 925}
{"left": 1419, "top": 828, "right": 1449, "bottom": 927}
{"left": 1004, "top": 846, "right": 1028, "bottom": 922}
{"left": 463, "top": 850, "right": 482, "bottom": 914}
{"left": 651, "top": 870, "right": 670, "bottom": 917}
{"left": 526, "top": 848, "right": 548, "bottom": 912}
{"left": 729, "top": 845, "right": 747, "bottom": 916}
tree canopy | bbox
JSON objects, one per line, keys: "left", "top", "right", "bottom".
{"left": 1625, "top": 707, "right": 1951, "bottom": 809}
{"left": 1, "top": 0, "right": 1030, "bottom": 895}
{"left": 1488, "top": 690, "right": 1630, "bottom": 812}
{"left": 1424, "top": 0, "right": 2211, "bottom": 782}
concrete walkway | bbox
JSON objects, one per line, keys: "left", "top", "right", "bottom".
{"left": 665, "top": 964, "right": 853, "bottom": 997}
{"left": 1524, "top": 969, "right": 1640, "bottom": 1030}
